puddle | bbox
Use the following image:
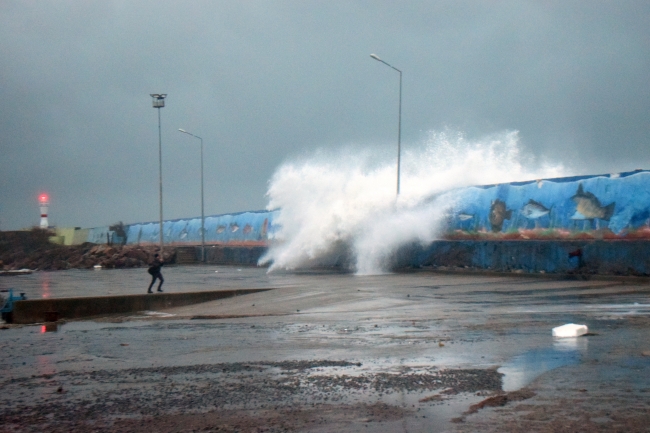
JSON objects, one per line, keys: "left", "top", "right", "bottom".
{"left": 62, "top": 320, "right": 152, "bottom": 331}
{"left": 40, "top": 323, "right": 58, "bottom": 333}
{"left": 498, "top": 338, "right": 587, "bottom": 391}
{"left": 510, "top": 303, "right": 650, "bottom": 316}
{"left": 140, "top": 311, "right": 176, "bottom": 317}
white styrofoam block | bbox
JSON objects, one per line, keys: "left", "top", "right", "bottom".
{"left": 552, "top": 323, "right": 588, "bottom": 338}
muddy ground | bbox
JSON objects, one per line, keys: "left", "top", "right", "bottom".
{"left": 1, "top": 268, "right": 650, "bottom": 432}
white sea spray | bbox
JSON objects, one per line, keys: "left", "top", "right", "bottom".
{"left": 260, "top": 130, "right": 564, "bottom": 274}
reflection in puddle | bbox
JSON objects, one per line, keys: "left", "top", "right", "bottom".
{"left": 40, "top": 323, "right": 58, "bottom": 333}
{"left": 499, "top": 338, "right": 587, "bottom": 391}
{"left": 514, "top": 303, "right": 650, "bottom": 316}
{"left": 41, "top": 273, "right": 51, "bottom": 299}
{"left": 141, "top": 311, "right": 176, "bottom": 317}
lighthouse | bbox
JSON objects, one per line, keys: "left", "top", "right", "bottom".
{"left": 39, "top": 193, "right": 49, "bottom": 228}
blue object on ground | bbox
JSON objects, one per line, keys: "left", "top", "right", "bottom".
{"left": 1, "top": 289, "right": 27, "bottom": 322}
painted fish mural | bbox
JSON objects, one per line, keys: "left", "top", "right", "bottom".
{"left": 489, "top": 199, "right": 512, "bottom": 232}
{"left": 116, "top": 210, "right": 279, "bottom": 247}
{"left": 570, "top": 184, "right": 615, "bottom": 221}
{"left": 437, "top": 170, "right": 647, "bottom": 239}
{"left": 521, "top": 199, "right": 550, "bottom": 219}
{"left": 86, "top": 170, "right": 650, "bottom": 246}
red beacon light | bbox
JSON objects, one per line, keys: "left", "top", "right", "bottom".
{"left": 38, "top": 193, "right": 50, "bottom": 228}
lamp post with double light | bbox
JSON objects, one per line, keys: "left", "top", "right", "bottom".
{"left": 370, "top": 54, "right": 402, "bottom": 195}
{"left": 178, "top": 128, "right": 205, "bottom": 262}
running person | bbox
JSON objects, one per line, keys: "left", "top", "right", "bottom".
{"left": 147, "top": 253, "right": 164, "bottom": 293}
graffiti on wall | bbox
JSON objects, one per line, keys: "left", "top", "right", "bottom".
{"left": 444, "top": 169, "right": 650, "bottom": 240}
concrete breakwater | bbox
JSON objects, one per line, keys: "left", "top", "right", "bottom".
{"left": 402, "top": 239, "right": 650, "bottom": 276}
{"left": 224, "top": 239, "right": 647, "bottom": 276}
{"left": 8, "top": 288, "right": 271, "bottom": 324}
{"left": 0, "top": 230, "right": 267, "bottom": 271}
{"left": 4, "top": 230, "right": 650, "bottom": 276}
{"left": 181, "top": 239, "right": 650, "bottom": 276}
{"left": 0, "top": 230, "right": 174, "bottom": 271}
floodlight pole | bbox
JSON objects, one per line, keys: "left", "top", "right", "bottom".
{"left": 370, "top": 54, "right": 402, "bottom": 196}
{"left": 150, "top": 94, "right": 167, "bottom": 255}
{"left": 178, "top": 129, "right": 205, "bottom": 262}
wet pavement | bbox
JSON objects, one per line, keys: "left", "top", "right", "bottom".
{"left": 0, "top": 265, "right": 283, "bottom": 299}
{"left": 1, "top": 266, "right": 650, "bottom": 432}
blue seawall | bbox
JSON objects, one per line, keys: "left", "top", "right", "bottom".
{"left": 124, "top": 209, "right": 280, "bottom": 246}
{"left": 86, "top": 210, "right": 280, "bottom": 247}
{"left": 81, "top": 170, "right": 650, "bottom": 274}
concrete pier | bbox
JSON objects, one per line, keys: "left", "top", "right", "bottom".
{"left": 9, "top": 288, "right": 271, "bottom": 324}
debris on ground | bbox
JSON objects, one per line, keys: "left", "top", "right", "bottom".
{"left": 552, "top": 323, "right": 588, "bottom": 338}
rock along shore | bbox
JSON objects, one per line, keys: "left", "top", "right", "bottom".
{"left": 0, "top": 228, "right": 175, "bottom": 271}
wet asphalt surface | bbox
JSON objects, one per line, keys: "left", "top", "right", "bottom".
{"left": 1, "top": 266, "right": 650, "bottom": 432}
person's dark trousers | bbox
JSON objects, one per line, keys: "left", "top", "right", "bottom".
{"left": 147, "top": 272, "right": 164, "bottom": 293}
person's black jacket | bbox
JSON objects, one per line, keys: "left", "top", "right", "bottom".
{"left": 147, "top": 258, "right": 164, "bottom": 275}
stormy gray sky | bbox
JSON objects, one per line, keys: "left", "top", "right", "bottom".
{"left": 1, "top": 1, "right": 649, "bottom": 230}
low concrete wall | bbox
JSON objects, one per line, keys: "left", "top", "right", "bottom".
{"left": 54, "top": 227, "right": 90, "bottom": 246}
{"left": 166, "top": 241, "right": 650, "bottom": 276}
{"left": 204, "top": 245, "right": 267, "bottom": 265}
{"left": 10, "top": 289, "right": 271, "bottom": 324}
{"left": 406, "top": 240, "right": 650, "bottom": 276}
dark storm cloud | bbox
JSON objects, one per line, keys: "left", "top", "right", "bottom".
{"left": 1, "top": 1, "right": 649, "bottom": 230}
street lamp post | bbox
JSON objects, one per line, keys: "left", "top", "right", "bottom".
{"left": 370, "top": 54, "right": 402, "bottom": 196}
{"left": 178, "top": 129, "right": 205, "bottom": 262}
{"left": 150, "top": 94, "right": 167, "bottom": 255}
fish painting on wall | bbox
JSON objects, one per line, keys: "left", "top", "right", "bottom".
{"left": 521, "top": 199, "right": 550, "bottom": 219}
{"left": 570, "top": 184, "right": 615, "bottom": 221}
{"left": 489, "top": 199, "right": 512, "bottom": 232}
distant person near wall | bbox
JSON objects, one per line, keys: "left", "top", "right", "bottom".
{"left": 147, "top": 254, "right": 164, "bottom": 293}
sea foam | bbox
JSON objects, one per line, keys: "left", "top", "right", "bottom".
{"left": 260, "top": 130, "right": 564, "bottom": 274}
